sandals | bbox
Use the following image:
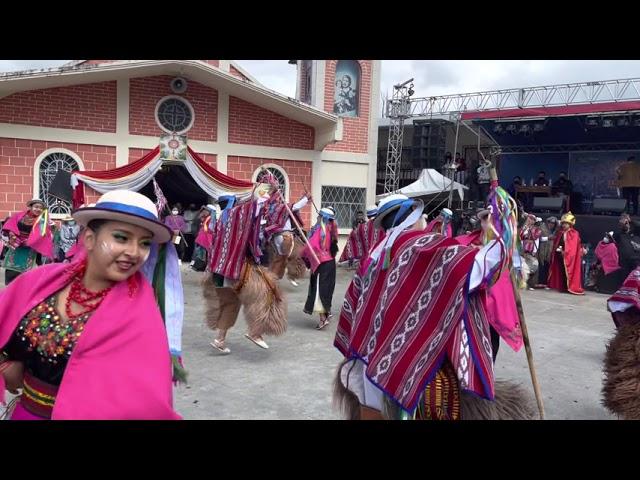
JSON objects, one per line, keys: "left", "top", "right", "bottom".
{"left": 210, "top": 339, "right": 231, "bottom": 355}
{"left": 316, "top": 317, "right": 330, "bottom": 330}
{"left": 245, "top": 334, "right": 269, "bottom": 349}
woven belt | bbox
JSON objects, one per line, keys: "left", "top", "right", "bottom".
{"left": 20, "top": 371, "right": 58, "bottom": 419}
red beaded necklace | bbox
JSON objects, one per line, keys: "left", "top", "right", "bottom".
{"left": 65, "top": 274, "right": 112, "bottom": 321}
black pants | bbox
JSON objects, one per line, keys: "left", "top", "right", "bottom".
{"left": 490, "top": 326, "right": 500, "bottom": 363}
{"left": 304, "top": 260, "right": 337, "bottom": 316}
{"left": 183, "top": 234, "right": 195, "bottom": 261}
{"left": 477, "top": 183, "right": 490, "bottom": 203}
{"left": 538, "top": 259, "right": 550, "bottom": 286}
{"left": 623, "top": 187, "right": 639, "bottom": 215}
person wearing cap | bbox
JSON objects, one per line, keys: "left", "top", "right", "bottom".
{"left": 424, "top": 208, "right": 454, "bottom": 237}
{"left": 302, "top": 206, "right": 339, "bottom": 330}
{"left": 0, "top": 190, "right": 180, "bottom": 419}
{"left": 2, "top": 199, "right": 54, "bottom": 285}
{"left": 548, "top": 212, "right": 584, "bottom": 295}
{"left": 333, "top": 194, "right": 532, "bottom": 420}
{"left": 339, "top": 204, "right": 386, "bottom": 268}
{"left": 55, "top": 215, "right": 81, "bottom": 263}
{"left": 520, "top": 214, "right": 542, "bottom": 290}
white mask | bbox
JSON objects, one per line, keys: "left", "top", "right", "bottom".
{"left": 172, "top": 210, "right": 179, "bottom": 215}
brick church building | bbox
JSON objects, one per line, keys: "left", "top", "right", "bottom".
{"left": 0, "top": 59, "right": 380, "bottom": 232}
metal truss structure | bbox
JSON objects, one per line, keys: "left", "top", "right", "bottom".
{"left": 383, "top": 77, "right": 640, "bottom": 118}
{"left": 382, "top": 77, "right": 640, "bottom": 193}
{"left": 383, "top": 78, "right": 414, "bottom": 194}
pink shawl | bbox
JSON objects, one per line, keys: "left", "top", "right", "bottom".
{"left": 0, "top": 261, "right": 180, "bottom": 419}
{"left": 3, "top": 210, "right": 54, "bottom": 258}
{"left": 455, "top": 230, "right": 523, "bottom": 352}
{"left": 595, "top": 241, "right": 620, "bottom": 275}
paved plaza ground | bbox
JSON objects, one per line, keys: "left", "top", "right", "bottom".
{"left": 174, "top": 266, "right": 617, "bottom": 420}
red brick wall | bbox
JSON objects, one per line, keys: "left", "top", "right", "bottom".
{"left": 0, "top": 138, "right": 116, "bottom": 217}
{"left": 324, "top": 60, "right": 370, "bottom": 153}
{"left": 0, "top": 81, "right": 117, "bottom": 133}
{"left": 228, "top": 97, "right": 315, "bottom": 150}
{"left": 226, "top": 156, "right": 313, "bottom": 226}
{"left": 129, "top": 75, "right": 218, "bottom": 141}
{"left": 229, "top": 65, "right": 249, "bottom": 81}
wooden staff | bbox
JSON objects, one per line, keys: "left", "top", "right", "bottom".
{"left": 303, "top": 186, "right": 319, "bottom": 214}
{"left": 490, "top": 167, "right": 545, "bottom": 420}
{"left": 259, "top": 168, "right": 321, "bottom": 268}
{"left": 509, "top": 271, "right": 545, "bottom": 420}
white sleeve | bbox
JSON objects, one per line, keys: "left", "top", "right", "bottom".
{"left": 608, "top": 301, "right": 633, "bottom": 313}
{"left": 292, "top": 196, "right": 309, "bottom": 211}
{"left": 468, "top": 240, "right": 503, "bottom": 292}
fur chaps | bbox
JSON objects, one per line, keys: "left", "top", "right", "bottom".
{"left": 203, "top": 263, "right": 288, "bottom": 338}
{"left": 602, "top": 321, "right": 640, "bottom": 419}
{"left": 234, "top": 263, "right": 288, "bottom": 337}
{"left": 332, "top": 359, "right": 537, "bottom": 420}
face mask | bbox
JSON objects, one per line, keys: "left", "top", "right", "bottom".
{"left": 68, "top": 221, "right": 76, "bottom": 226}
{"left": 172, "top": 210, "right": 179, "bottom": 215}
{"left": 603, "top": 237, "right": 610, "bottom": 243}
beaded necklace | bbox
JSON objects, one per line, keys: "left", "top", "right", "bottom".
{"left": 16, "top": 272, "right": 112, "bottom": 364}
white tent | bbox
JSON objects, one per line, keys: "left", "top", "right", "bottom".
{"left": 377, "top": 168, "right": 468, "bottom": 201}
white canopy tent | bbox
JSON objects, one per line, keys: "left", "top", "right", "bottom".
{"left": 377, "top": 168, "right": 468, "bottom": 202}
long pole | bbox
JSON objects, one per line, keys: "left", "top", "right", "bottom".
{"left": 509, "top": 271, "right": 545, "bottom": 420}
{"left": 260, "top": 169, "right": 321, "bottom": 267}
{"left": 490, "top": 167, "right": 545, "bottom": 420}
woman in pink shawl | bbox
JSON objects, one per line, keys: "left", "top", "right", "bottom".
{"left": 0, "top": 190, "right": 180, "bottom": 420}
{"left": 2, "top": 199, "right": 54, "bottom": 285}
{"left": 302, "top": 207, "right": 339, "bottom": 330}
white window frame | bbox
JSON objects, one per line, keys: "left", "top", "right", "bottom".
{"left": 252, "top": 164, "right": 290, "bottom": 202}
{"left": 33, "top": 148, "right": 85, "bottom": 220}
{"left": 155, "top": 95, "right": 196, "bottom": 134}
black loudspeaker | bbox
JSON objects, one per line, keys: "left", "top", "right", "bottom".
{"left": 592, "top": 198, "right": 627, "bottom": 214}
{"left": 532, "top": 196, "right": 564, "bottom": 212}
{"left": 48, "top": 170, "right": 73, "bottom": 203}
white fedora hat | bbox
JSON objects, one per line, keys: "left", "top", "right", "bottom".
{"left": 72, "top": 190, "right": 172, "bottom": 243}
{"left": 374, "top": 194, "right": 422, "bottom": 229}
{"left": 27, "top": 198, "right": 45, "bottom": 208}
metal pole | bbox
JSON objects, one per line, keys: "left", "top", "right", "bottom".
{"left": 447, "top": 118, "right": 461, "bottom": 209}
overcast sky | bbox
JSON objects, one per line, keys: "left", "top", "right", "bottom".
{"left": 2, "top": 59, "right": 640, "bottom": 107}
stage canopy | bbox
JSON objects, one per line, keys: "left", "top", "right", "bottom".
{"left": 71, "top": 146, "right": 255, "bottom": 208}
{"left": 377, "top": 168, "right": 468, "bottom": 202}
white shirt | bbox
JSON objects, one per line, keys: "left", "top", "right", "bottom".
{"left": 282, "top": 196, "right": 309, "bottom": 232}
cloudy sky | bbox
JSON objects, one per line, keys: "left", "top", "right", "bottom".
{"left": 2, "top": 59, "right": 640, "bottom": 106}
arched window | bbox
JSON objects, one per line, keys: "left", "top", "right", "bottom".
{"left": 333, "top": 60, "right": 360, "bottom": 117}
{"left": 252, "top": 165, "right": 289, "bottom": 201}
{"left": 36, "top": 150, "right": 81, "bottom": 216}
